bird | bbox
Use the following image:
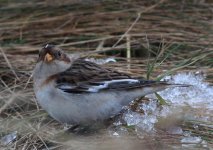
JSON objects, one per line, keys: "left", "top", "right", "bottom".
{"left": 33, "top": 44, "right": 186, "bottom": 125}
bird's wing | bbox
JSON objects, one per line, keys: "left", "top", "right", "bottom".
{"left": 54, "top": 59, "right": 162, "bottom": 93}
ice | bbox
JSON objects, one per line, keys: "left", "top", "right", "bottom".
{"left": 0, "top": 131, "right": 17, "bottom": 145}
{"left": 146, "top": 72, "right": 213, "bottom": 123}
{"left": 109, "top": 126, "right": 128, "bottom": 137}
{"left": 112, "top": 132, "right": 119, "bottom": 136}
{"left": 123, "top": 100, "right": 159, "bottom": 133}
{"left": 115, "top": 72, "right": 213, "bottom": 144}
{"left": 150, "top": 72, "right": 213, "bottom": 109}
{"left": 139, "top": 100, "right": 157, "bottom": 115}
{"left": 181, "top": 136, "right": 208, "bottom": 149}
{"left": 181, "top": 136, "right": 202, "bottom": 143}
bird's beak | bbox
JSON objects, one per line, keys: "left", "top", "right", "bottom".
{"left": 44, "top": 53, "right": 53, "bottom": 62}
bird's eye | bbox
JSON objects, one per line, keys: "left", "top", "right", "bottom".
{"left": 57, "top": 51, "right": 62, "bottom": 57}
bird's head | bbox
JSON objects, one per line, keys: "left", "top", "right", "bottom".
{"left": 37, "top": 44, "right": 70, "bottom": 64}
{"left": 33, "top": 44, "right": 71, "bottom": 80}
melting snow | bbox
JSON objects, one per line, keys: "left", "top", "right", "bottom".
{"left": 154, "top": 72, "right": 213, "bottom": 109}
{"left": 123, "top": 100, "right": 159, "bottom": 133}
{"left": 114, "top": 72, "right": 212, "bottom": 147}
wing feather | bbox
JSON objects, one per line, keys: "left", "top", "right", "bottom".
{"left": 55, "top": 59, "right": 159, "bottom": 93}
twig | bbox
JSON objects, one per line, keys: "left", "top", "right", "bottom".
{"left": 0, "top": 94, "right": 17, "bottom": 114}
{"left": 0, "top": 47, "right": 20, "bottom": 80}
{"left": 24, "top": 72, "right": 33, "bottom": 89}
{"left": 112, "top": 0, "right": 167, "bottom": 48}
{"left": 112, "top": 12, "right": 141, "bottom": 48}
{"left": 126, "top": 34, "right": 131, "bottom": 70}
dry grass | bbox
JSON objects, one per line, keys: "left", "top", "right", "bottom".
{"left": 0, "top": 0, "right": 213, "bottom": 149}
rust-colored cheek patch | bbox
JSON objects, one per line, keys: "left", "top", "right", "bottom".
{"left": 40, "top": 74, "right": 58, "bottom": 88}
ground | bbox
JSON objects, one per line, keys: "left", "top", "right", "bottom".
{"left": 0, "top": 0, "right": 212, "bottom": 149}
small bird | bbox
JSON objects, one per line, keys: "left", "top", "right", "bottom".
{"left": 33, "top": 44, "right": 185, "bottom": 125}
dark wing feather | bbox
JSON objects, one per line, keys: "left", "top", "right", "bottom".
{"left": 55, "top": 59, "right": 159, "bottom": 93}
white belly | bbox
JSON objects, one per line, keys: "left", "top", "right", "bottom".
{"left": 35, "top": 85, "right": 125, "bottom": 124}
{"left": 35, "top": 83, "right": 166, "bottom": 125}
